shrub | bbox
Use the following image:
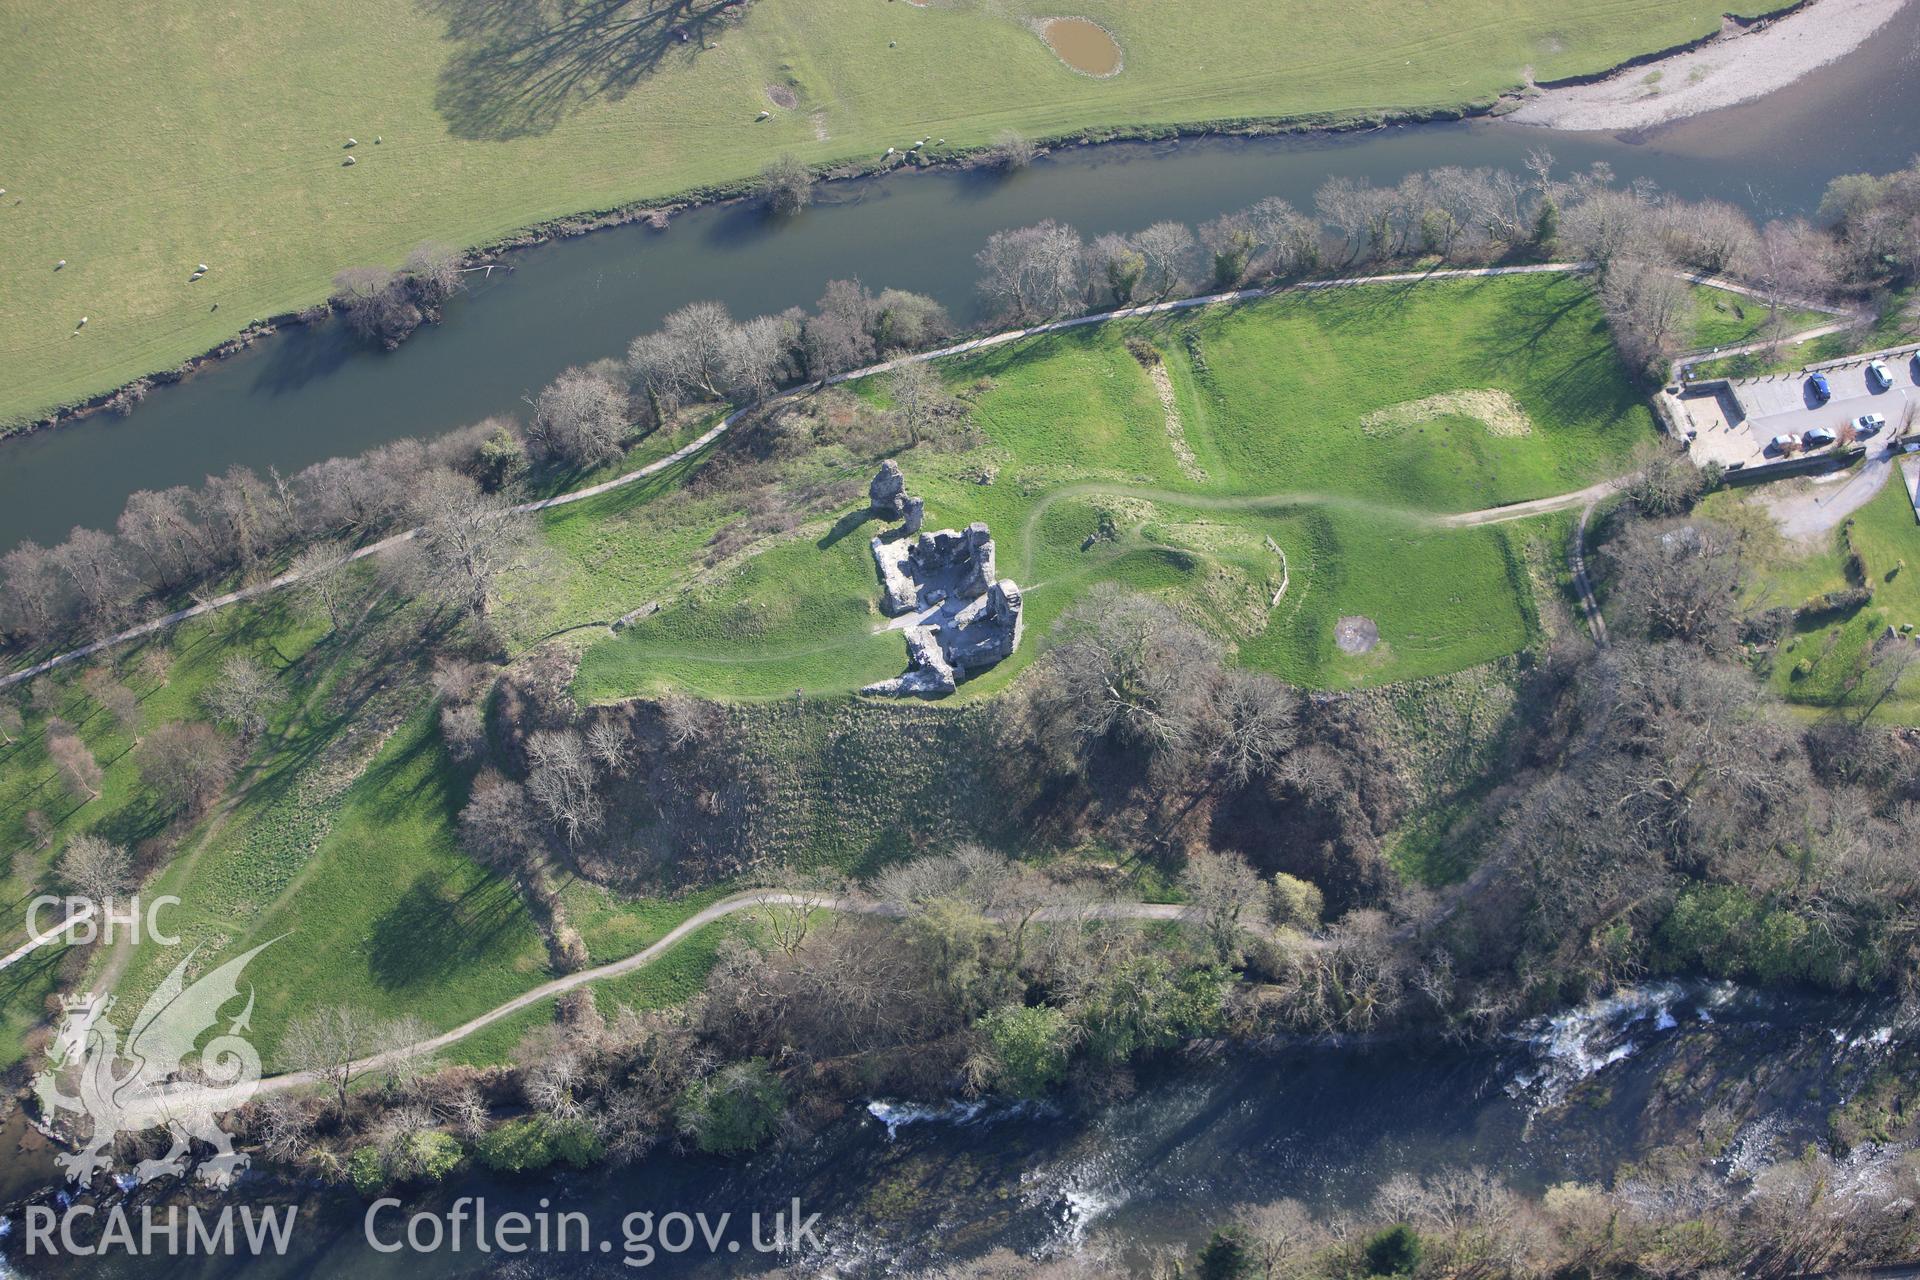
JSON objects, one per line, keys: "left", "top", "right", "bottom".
{"left": 976, "top": 1004, "right": 1073, "bottom": 1097}
{"left": 676, "top": 1060, "right": 786, "bottom": 1154}
{"left": 474, "top": 1115, "right": 603, "bottom": 1173}
{"left": 348, "top": 1146, "right": 387, "bottom": 1195}
{"left": 1364, "top": 1223, "right": 1423, "bottom": 1276}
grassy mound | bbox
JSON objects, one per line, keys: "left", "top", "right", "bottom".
{"left": 575, "top": 273, "right": 1648, "bottom": 698}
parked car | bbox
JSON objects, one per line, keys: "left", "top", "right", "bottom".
{"left": 1770, "top": 433, "right": 1802, "bottom": 455}
{"left": 1856, "top": 413, "right": 1888, "bottom": 436}
{"left": 1868, "top": 360, "right": 1894, "bottom": 390}
{"left": 1809, "top": 372, "right": 1832, "bottom": 401}
{"left": 1803, "top": 426, "right": 1838, "bottom": 448}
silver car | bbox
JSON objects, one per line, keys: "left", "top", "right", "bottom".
{"left": 1868, "top": 360, "right": 1894, "bottom": 390}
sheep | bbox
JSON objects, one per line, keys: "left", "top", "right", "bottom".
{"left": 757, "top": 110, "right": 771, "bottom": 120}
{"left": 343, "top": 155, "right": 356, "bottom": 166}
{"left": 76, "top": 317, "right": 88, "bottom": 328}
{"left": 55, "top": 259, "right": 66, "bottom": 270}
{"left": 345, "top": 138, "right": 358, "bottom": 148}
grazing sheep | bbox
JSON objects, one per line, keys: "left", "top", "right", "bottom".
{"left": 757, "top": 110, "right": 770, "bottom": 120}
{"left": 345, "top": 138, "right": 357, "bottom": 148}
{"left": 198, "top": 263, "right": 208, "bottom": 272}
{"left": 343, "top": 155, "right": 356, "bottom": 166}
{"left": 55, "top": 259, "right": 66, "bottom": 269}
{"left": 76, "top": 317, "right": 88, "bottom": 328}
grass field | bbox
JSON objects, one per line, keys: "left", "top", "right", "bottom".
{"left": 571, "top": 272, "right": 1651, "bottom": 699}
{"left": 0, "top": 0, "right": 1778, "bottom": 429}
{"left": 1686, "top": 284, "right": 1832, "bottom": 352}
{"left": 1705, "top": 472, "right": 1920, "bottom": 722}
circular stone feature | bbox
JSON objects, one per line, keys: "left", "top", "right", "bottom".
{"left": 1040, "top": 17, "right": 1122, "bottom": 76}
{"left": 1334, "top": 615, "right": 1379, "bottom": 655}
{"left": 765, "top": 84, "right": 799, "bottom": 110}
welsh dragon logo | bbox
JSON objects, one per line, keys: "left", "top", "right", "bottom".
{"left": 33, "top": 940, "right": 276, "bottom": 1188}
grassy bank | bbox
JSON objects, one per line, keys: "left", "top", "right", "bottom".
{"left": 0, "top": 0, "right": 1775, "bottom": 429}
{"left": 572, "top": 272, "right": 1652, "bottom": 697}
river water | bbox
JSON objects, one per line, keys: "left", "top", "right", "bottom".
{"left": 3, "top": 1, "right": 1919, "bottom": 554}
{"left": 1, "top": 984, "right": 1905, "bottom": 1278}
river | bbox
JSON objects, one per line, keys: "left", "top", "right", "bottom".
{"left": 1, "top": 983, "right": 1906, "bottom": 1277}
{"left": 2, "top": 1, "right": 1919, "bottom": 554}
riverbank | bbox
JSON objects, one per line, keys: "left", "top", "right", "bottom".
{"left": 0, "top": 0, "right": 1786, "bottom": 441}
{"left": 1506, "top": 0, "right": 1908, "bottom": 131}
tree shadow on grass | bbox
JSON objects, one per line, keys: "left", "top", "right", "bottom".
{"left": 367, "top": 873, "right": 527, "bottom": 990}
{"left": 421, "top": 0, "right": 748, "bottom": 141}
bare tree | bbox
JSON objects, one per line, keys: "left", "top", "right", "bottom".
{"left": 81, "top": 667, "right": 142, "bottom": 744}
{"left": 1132, "top": 221, "right": 1200, "bottom": 300}
{"left": 52, "top": 527, "right": 133, "bottom": 633}
{"left": 58, "top": 833, "right": 134, "bottom": 902}
{"left": 526, "top": 729, "right": 604, "bottom": 844}
{"left": 441, "top": 702, "right": 488, "bottom": 763}
{"left": 46, "top": 724, "right": 103, "bottom": 802}
{"left": 1599, "top": 255, "right": 1691, "bottom": 375}
{"left": 1246, "top": 196, "right": 1321, "bottom": 278}
{"left": 529, "top": 365, "right": 630, "bottom": 468}
{"left": 1181, "top": 850, "right": 1264, "bottom": 960}
{"left": 1602, "top": 519, "right": 1746, "bottom": 654}
{"left": 976, "top": 221, "right": 1086, "bottom": 322}
{"left": 288, "top": 542, "right": 354, "bottom": 633}
{"left": 888, "top": 360, "right": 946, "bottom": 446}
{"left": 586, "top": 715, "right": 632, "bottom": 773}
{"left": 1036, "top": 585, "right": 1220, "bottom": 757}
{"left": 660, "top": 693, "right": 719, "bottom": 750}
{"left": 459, "top": 768, "right": 542, "bottom": 868}
{"left": 203, "top": 655, "right": 283, "bottom": 744}
{"left": 802, "top": 279, "right": 876, "bottom": 377}
{"left": 409, "top": 469, "right": 537, "bottom": 623}
{"left": 402, "top": 242, "right": 463, "bottom": 311}
{"left": 136, "top": 721, "right": 236, "bottom": 813}
{"left": 1752, "top": 218, "right": 1841, "bottom": 320}
{"left": 759, "top": 154, "right": 814, "bottom": 216}
{"left": 281, "top": 1006, "right": 384, "bottom": 1115}
{"left": 1, "top": 540, "right": 67, "bottom": 641}
{"left": 1200, "top": 212, "right": 1261, "bottom": 286}
{"left": 989, "top": 130, "right": 1035, "bottom": 171}
{"left": 0, "top": 702, "right": 21, "bottom": 746}
{"left": 117, "top": 487, "right": 202, "bottom": 589}
{"left": 331, "top": 266, "right": 422, "bottom": 348}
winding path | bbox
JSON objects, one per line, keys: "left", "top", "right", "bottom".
{"left": 104, "top": 891, "right": 1230, "bottom": 1109}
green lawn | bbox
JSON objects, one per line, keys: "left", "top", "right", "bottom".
{"left": 0, "top": 0, "right": 1780, "bottom": 428}
{"left": 1733, "top": 475, "right": 1920, "bottom": 721}
{"left": 1686, "top": 284, "right": 1831, "bottom": 352}
{"left": 574, "top": 273, "right": 1650, "bottom": 699}
{"left": 1688, "top": 289, "right": 1918, "bottom": 380}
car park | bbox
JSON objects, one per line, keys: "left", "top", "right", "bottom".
{"left": 1809, "top": 372, "right": 1832, "bottom": 401}
{"left": 1856, "top": 413, "right": 1887, "bottom": 436}
{"left": 1769, "top": 433, "right": 1801, "bottom": 454}
{"left": 1868, "top": 360, "right": 1893, "bottom": 390}
{"left": 1803, "top": 426, "right": 1837, "bottom": 448}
